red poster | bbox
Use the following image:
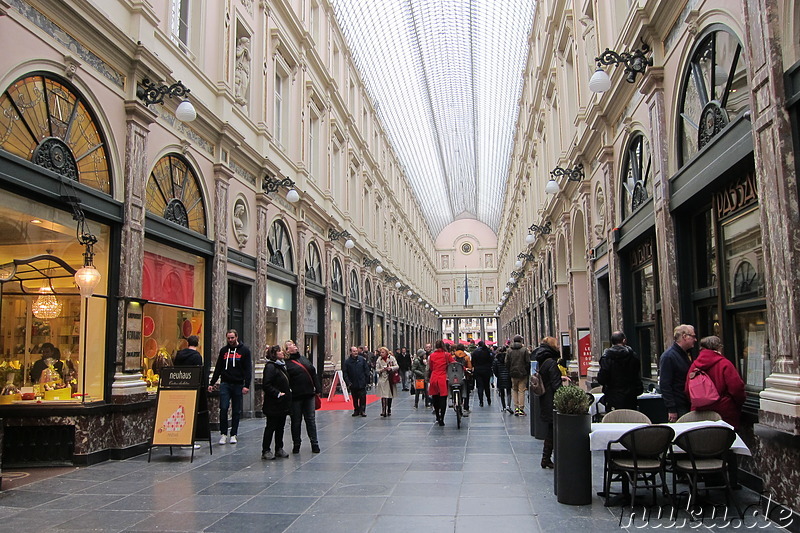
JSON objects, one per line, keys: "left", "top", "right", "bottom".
{"left": 578, "top": 330, "right": 592, "bottom": 376}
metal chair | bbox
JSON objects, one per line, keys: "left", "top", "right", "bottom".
{"left": 589, "top": 386, "right": 603, "bottom": 393}
{"left": 602, "top": 409, "right": 651, "bottom": 424}
{"left": 677, "top": 410, "right": 722, "bottom": 423}
{"left": 671, "top": 426, "right": 741, "bottom": 517}
{"left": 604, "top": 425, "right": 674, "bottom": 507}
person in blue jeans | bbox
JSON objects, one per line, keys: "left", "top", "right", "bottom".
{"left": 208, "top": 329, "right": 252, "bottom": 445}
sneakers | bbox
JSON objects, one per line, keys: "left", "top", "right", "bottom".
{"left": 352, "top": 411, "right": 360, "bottom": 417}
{"left": 518, "top": 409, "right": 526, "bottom": 416}
{"left": 261, "top": 451, "right": 270, "bottom": 460}
{"left": 218, "top": 434, "right": 228, "bottom": 445}
{"left": 273, "top": 449, "right": 289, "bottom": 459}
{"left": 311, "top": 444, "right": 321, "bottom": 453}
{"left": 229, "top": 435, "right": 238, "bottom": 444}
{"left": 514, "top": 409, "right": 520, "bottom": 416}
{"left": 462, "top": 411, "right": 469, "bottom": 417}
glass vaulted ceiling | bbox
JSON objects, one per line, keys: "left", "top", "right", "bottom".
{"left": 331, "top": 0, "right": 535, "bottom": 236}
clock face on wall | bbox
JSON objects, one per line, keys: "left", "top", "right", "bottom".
{"left": 461, "top": 242, "right": 473, "bottom": 254}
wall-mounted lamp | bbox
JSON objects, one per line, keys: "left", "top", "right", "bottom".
{"left": 515, "top": 252, "right": 535, "bottom": 269}
{"left": 527, "top": 221, "right": 552, "bottom": 244}
{"left": 136, "top": 78, "right": 196, "bottom": 122}
{"left": 545, "top": 163, "right": 584, "bottom": 195}
{"left": 363, "top": 258, "right": 382, "bottom": 273}
{"left": 263, "top": 174, "right": 300, "bottom": 203}
{"left": 589, "top": 42, "right": 653, "bottom": 93}
{"left": 508, "top": 270, "right": 523, "bottom": 285}
{"left": 329, "top": 228, "right": 354, "bottom": 249}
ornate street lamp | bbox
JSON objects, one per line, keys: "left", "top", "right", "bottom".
{"left": 263, "top": 174, "right": 300, "bottom": 203}
{"left": 136, "top": 78, "right": 196, "bottom": 121}
{"left": 589, "top": 42, "right": 653, "bottom": 93}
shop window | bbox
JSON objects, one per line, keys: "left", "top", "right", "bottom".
{"left": 629, "top": 239, "right": 659, "bottom": 379}
{"left": 140, "top": 241, "right": 205, "bottom": 391}
{"left": 620, "top": 133, "right": 652, "bottom": 220}
{"left": 331, "top": 258, "right": 343, "bottom": 293}
{"left": 305, "top": 242, "right": 321, "bottom": 282}
{"left": 678, "top": 27, "right": 749, "bottom": 166}
{"left": 267, "top": 220, "right": 293, "bottom": 270}
{"left": 349, "top": 269, "right": 360, "bottom": 301}
{"left": 266, "top": 280, "right": 292, "bottom": 349}
{"left": 364, "top": 279, "right": 372, "bottom": 306}
{"left": 0, "top": 191, "right": 109, "bottom": 404}
{"left": 734, "top": 309, "right": 769, "bottom": 392}
{"left": 722, "top": 208, "right": 763, "bottom": 303}
{"left": 146, "top": 155, "right": 207, "bottom": 234}
{"left": 0, "top": 74, "right": 111, "bottom": 194}
{"left": 692, "top": 209, "right": 717, "bottom": 290}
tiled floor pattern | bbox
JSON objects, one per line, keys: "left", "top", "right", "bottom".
{"left": 0, "top": 391, "right": 787, "bottom": 532}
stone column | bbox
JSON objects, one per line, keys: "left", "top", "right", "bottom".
{"left": 599, "top": 147, "right": 623, "bottom": 332}
{"left": 211, "top": 165, "right": 233, "bottom": 357}
{"left": 254, "top": 193, "right": 270, "bottom": 357}
{"left": 295, "top": 221, "right": 309, "bottom": 351}
{"left": 642, "top": 69, "right": 679, "bottom": 345}
{"left": 111, "top": 101, "right": 155, "bottom": 400}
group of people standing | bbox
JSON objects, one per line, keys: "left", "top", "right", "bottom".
{"left": 202, "top": 330, "right": 321, "bottom": 460}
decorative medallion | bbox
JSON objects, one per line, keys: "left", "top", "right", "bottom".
{"left": 698, "top": 101, "right": 729, "bottom": 150}
{"left": 32, "top": 137, "right": 78, "bottom": 181}
{"left": 461, "top": 242, "right": 473, "bottom": 254}
{"left": 164, "top": 198, "right": 189, "bottom": 228}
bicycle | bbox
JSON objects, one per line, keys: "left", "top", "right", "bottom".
{"left": 446, "top": 362, "right": 465, "bottom": 429}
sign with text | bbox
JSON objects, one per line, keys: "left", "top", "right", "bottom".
{"left": 151, "top": 389, "right": 198, "bottom": 446}
{"left": 124, "top": 301, "right": 143, "bottom": 372}
{"left": 578, "top": 329, "right": 592, "bottom": 376}
{"left": 159, "top": 366, "right": 202, "bottom": 389}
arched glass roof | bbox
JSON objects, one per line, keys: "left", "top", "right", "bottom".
{"left": 331, "top": 0, "right": 535, "bottom": 235}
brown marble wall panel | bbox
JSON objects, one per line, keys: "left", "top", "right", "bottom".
{"left": 755, "top": 423, "right": 800, "bottom": 513}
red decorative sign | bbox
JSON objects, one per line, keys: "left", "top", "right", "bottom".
{"left": 578, "top": 330, "right": 592, "bottom": 376}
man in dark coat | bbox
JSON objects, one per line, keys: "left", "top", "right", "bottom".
{"left": 505, "top": 335, "right": 531, "bottom": 415}
{"left": 343, "top": 346, "right": 371, "bottom": 417}
{"left": 285, "top": 340, "right": 322, "bottom": 453}
{"left": 395, "top": 347, "right": 411, "bottom": 391}
{"left": 174, "top": 335, "right": 202, "bottom": 366}
{"left": 471, "top": 341, "right": 494, "bottom": 407}
{"left": 534, "top": 337, "right": 563, "bottom": 469}
{"left": 597, "top": 331, "right": 643, "bottom": 411}
{"left": 659, "top": 324, "right": 696, "bottom": 422}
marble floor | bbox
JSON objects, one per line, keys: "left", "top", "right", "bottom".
{"left": 0, "top": 391, "right": 788, "bottom": 532}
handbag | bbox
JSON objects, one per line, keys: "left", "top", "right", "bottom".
{"left": 390, "top": 370, "right": 401, "bottom": 384}
{"left": 314, "top": 394, "right": 322, "bottom": 410}
{"left": 415, "top": 379, "right": 426, "bottom": 390}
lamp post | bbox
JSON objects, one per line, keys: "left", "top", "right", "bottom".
{"left": 136, "top": 79, "right": 197, "bottom": 121}
{"left": 263, "top": 174, "right": 300, "bottom": 203}
{"left": 589, "top": 42, "right": 653, "bottom": 93}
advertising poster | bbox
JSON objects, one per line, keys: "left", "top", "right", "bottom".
{"left": 151, "top": 389, "right": 198, "bottom": 446}
{"left": 577, "top": 329, "right": 592, "bottom": 376}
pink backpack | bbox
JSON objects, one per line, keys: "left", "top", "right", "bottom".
{"left": 687, "top": 368, "right": 720, "bottom": 408}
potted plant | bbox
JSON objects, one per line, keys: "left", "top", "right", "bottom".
{"left": 553, "top": 385, "right": 593, "bottom": 505}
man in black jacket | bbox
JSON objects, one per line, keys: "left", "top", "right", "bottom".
{"left": 597, "top": 331, "right": 643, "bottom": 411}
{"left": 396, "top": 347, "right": 411, "bottom": 391}
{"left": 208, "top": 330, "right": 251, "bottom": 445}
{"left": 343, "top": 346, "right": 371, "bottom": 417}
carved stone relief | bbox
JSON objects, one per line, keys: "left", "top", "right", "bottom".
{"left": 232, "top": 197, "right": 249, "bottom": 248}
{"left": 234, "top": 34, "right": 252, "bottom": 106}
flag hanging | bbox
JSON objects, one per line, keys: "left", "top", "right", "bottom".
{"left": 464, "top": 269, "right": 469, "bottom": 307}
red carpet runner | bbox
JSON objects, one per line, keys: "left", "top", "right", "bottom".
{"left": 318, "top": 395, "right": 380, "bottom": 411}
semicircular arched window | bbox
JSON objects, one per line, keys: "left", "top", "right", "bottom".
{"left": 364, "top": 279, "right": 372, "bottom": 306}
{"left": 678, "top": 27, "right": 749, "bottom": 166}
{"left": 331, "top": 258, "right": 343, "bottom": 293}
{"left": 621, "top": 133, "right": 652, "bottom": 220}
{"left": 146, "top": 155, "right": 207, "bottom": 233}
{"left": 0, "top": 73, "right": 111, "bottom": 193}
{"left": 376, "top": 285, "right": 383, "bottom": 310}
{"left": 349, "top": 269, "right": 360, "bottom": 301}
{"left": 267, "top": 220, "right": 293, "bottom": 270}
{"left": 305, "top": 242, "right": 321, "bottom": 282}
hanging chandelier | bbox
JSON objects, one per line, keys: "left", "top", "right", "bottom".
{"left": 32, "top": 285, "right": 62, "bottom": 319}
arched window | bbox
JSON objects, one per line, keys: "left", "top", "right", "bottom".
{"left": 364, "top": 279, "right": 372, "bottom": 306}
{"left": 349, "top": 269, "right": 360, "bottom": 301}
{"left": 267, "top": 220, "right": 293, "bottom": 270}
{"left": 621, "top": 133, "right": 652, "bottom": 220}
{"left": 331, "top": 258, "right": 343, "bottom": 293}
{"left": 305, "top": 241, "right": 321, "bottom": 282}
{"left": 678, "top": 27, "right": 749, "bottom": 166}
{"left": 147, "top": 155, "right": 207, "bottom": 233}
{"left": 0, "top": 73, "right": 111, "bottom": 193}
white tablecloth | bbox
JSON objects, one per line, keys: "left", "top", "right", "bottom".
{"left": 589, "top": 392, "right": 663, "bottom": 417}
{"left": 589, "top": 420, "right": 751, "bottom": 456}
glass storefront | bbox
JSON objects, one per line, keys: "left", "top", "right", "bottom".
{"left": 0, "top": 191, "right": 109, "bottom": 403}
{"left": 330, "top": 301, "right": 343, "bottom": 370}
{"left": 266, "top": 280, "right": 293, "bottom": 348}
{"left": 140, "top": 240, "right": 205, "bottom": 391}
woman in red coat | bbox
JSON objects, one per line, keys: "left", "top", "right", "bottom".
{"left": 427, "top": 340, "right": 454, "bottom": 426}
{"left": 685, "top": 335, "right": 746, "bottom": 429}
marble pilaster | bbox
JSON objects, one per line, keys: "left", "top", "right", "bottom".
{"left": 212, "top": 164, "right": 233, "bottom": 354}
{"left": 295, "top": 221, "right": 309, "bottom": 351}
{"left": 254, "top": 193, "right": 270, "bottom": 356}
